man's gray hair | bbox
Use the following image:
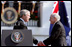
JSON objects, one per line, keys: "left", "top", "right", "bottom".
{"left": 20, "top": 9, "right": 30, "bottom": 17}
{"left": 51, "top": 13, "right": 60, "bottom": 21}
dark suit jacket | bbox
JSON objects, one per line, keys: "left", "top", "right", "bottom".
{"left": 13, "top": 18, "right": 38, "bottom": 45}
{"left": 43, "top": 21, "right": 67, "bottom": 46}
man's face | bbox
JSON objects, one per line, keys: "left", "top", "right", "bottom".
{"left": 49, "top": 15, "right": 55, "bottom": 24}
{"left": 23, "top": 12, "right": 30, "bottom": 22}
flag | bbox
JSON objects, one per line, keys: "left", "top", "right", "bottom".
{"left": 59, "top": 1, "right": 71, "bottom": 46}
{"left": 59, "top": 1, "right": 70, "bottom": 36}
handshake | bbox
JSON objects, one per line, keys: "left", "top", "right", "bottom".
{"left": 37, "top": 41, "right": 46, "bottom": 46}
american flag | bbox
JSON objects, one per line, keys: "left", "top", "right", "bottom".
{"left": 52, "top": 1, "right": 59, "bottom": 13}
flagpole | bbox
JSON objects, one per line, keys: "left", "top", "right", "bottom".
{"left": 1, "top": 1, "right": 6, "bottom": 15}
{"left": 31, "top": 1, "right": 36, "bottom": 14}
{"left": 18, "top": 1, "right": 21, "bottom": 14}
{"left": 2, "top": 4, "right": 4, "bottom": 15}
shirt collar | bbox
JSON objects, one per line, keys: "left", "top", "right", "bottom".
{"left": 53, "top": 21, "right": 58, "bottom": 28}
{"left": 54, "top": 21, "right": 57, "bottom": 25}
{"left": 20, "top": 18, "right": 27, "bottom": 26}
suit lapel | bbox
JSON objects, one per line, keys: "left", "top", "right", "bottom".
{"left": 19, "top": 19, "right": 28, "bottom": 29}
{"left": 51, "top": 21, "right": 59, "bottom": 34}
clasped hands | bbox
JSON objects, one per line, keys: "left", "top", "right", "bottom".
{"left": 37, "top": 41, "right": 46, "bottom": 46}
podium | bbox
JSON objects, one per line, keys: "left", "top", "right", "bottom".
{"left": 1, "top": 29, "right": 33, "bottom": 46}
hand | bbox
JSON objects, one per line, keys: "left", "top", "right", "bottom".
{"left": 37, "top": 41, "right": 46, "bottom": 46}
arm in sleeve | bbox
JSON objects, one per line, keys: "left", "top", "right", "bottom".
{"left": 43, "top": 24, "right": 61, "bottom": 46}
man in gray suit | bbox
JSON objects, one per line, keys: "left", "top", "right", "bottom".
{"left": 13, "top": 9, "right": 38, "bottom": 45}
{"left": 38, "top": 13, "right": 67, "bottom": 46}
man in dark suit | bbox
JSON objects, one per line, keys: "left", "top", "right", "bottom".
{"left": 38, "top": 13, "right": 67, "bottom": 46}
{"left": 13, "top": 9, "right": 38, "bottom": 45}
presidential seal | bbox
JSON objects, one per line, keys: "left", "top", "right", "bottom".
{"left": 1, "top": 7, "right": 18, "bottom": 24}
{"left": 11, "top": 31, "right": 24, "bottom": 43}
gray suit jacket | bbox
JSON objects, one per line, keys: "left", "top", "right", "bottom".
{"left": 43, "top": 21, "right": 67, "bottom": 46}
